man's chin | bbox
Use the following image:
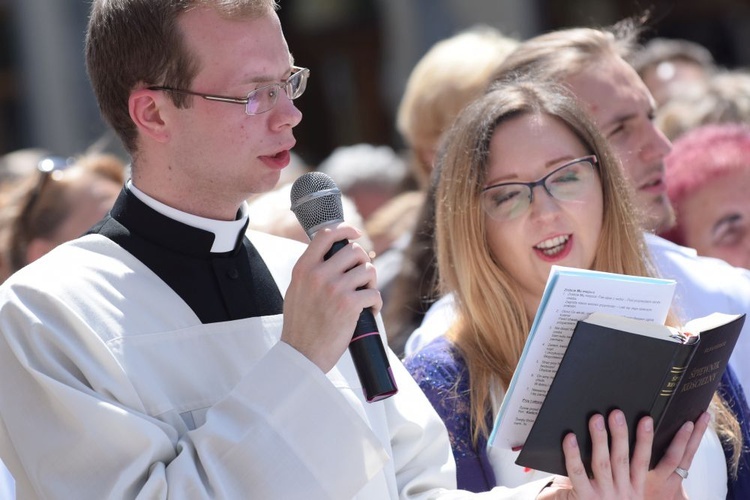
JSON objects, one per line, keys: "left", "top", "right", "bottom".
{"left": 642, "top": 199, "right": 676, "bottom": 234}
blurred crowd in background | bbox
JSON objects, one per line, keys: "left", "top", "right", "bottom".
{"left": 1, "top": 0, "right": 750, "bottom": 496}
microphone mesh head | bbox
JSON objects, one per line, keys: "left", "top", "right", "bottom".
{"left": 290, "top": 171, "right": 344, "bottom": 237}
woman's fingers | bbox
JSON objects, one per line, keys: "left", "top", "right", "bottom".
{"left": 561, "top": 431, "right": 594, "bottom": 497}
{"left": 561, "top": 411, "right": 708, "bottom": 499}
{"left": 644, "top": 410, "right": 710, "bottom": 478}
{"left": 563, "top": 412, "right": 655, "bottom": 499}
{"left": 643, "top": 413, "right": 708, "bottom": 499}
{"left": 607, "top": 410, "right": 634, "bottom": 489}
{"left": 680, "top": 411, "right": 710, "bottom": 468}
{"left": 630, "top": 415, "right": 654, "bottom": 482}
{"left": 589, "top": 414, "right": 614, "bottom": 486}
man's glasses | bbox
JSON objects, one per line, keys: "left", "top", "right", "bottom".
{"left": 148, "top": 66, "right": 310, "bottom": 116}
{"left": 481, "top": 155, "right": 599, "bottom": 221}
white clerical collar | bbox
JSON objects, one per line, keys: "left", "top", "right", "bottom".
{"left": 128, "top": 180, "right": 248, "bottom": 253}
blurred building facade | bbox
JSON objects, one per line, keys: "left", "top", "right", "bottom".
{"left": 0, "top": 0, "right": 747, "bottom": 163}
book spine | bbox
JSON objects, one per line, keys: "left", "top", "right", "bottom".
{"left": 650, "top": 344, "right": 694, "bottom": 427}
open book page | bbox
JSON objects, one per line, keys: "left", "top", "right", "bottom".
{"left": 488, "top": 266, "right": 676, "bottom": 450}
{"left": 683, "top": 312, "right": 743, "bottom": 336}
{"left": 585, "top": 312, "right": 742, "bottom": 345}
{"left": 584, "top": 312, "right": 691, "bottom": 344}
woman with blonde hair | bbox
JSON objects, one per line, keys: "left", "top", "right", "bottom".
{"left": 405, "top": 79, "right": 749, "bottom": 498}
{"left": 397, "top": 25, "right": 519, "bottom": 188}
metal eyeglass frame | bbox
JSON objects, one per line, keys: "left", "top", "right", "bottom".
{"left": 148, "top": 66, "right": 310, "bottom": 115}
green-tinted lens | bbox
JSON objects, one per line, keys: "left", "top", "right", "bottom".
{"left": 482, "top": 184, "right": 531, "bottom": 221}
{"left": 546, "top": 160, "right": 595, "bottom": 201}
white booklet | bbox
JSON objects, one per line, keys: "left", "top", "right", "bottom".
{"left": 487, "top": 266, "right": 676, "bottom": 451}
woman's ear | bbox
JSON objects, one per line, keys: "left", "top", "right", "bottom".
{"left": 129, "top": 88, "right": 171, "bottom": 143}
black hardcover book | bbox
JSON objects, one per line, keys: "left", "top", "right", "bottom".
{"left": 515, "top": 312, "right": 745, "bottom": 476}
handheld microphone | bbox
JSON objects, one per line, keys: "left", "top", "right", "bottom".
{"left": 290, "top": 171, "right": 398, "bottom": 402}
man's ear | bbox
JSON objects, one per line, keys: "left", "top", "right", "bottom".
{"left": 129, "top": 88, "right": 171, "bottom": 143}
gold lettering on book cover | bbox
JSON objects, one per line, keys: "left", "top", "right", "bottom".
{"left": 680, "top": 361, "right": 722, "bottom": 393}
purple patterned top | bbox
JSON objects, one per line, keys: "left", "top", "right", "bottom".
{"left": 404, "top": 336, "right": 496, "bottom": 492}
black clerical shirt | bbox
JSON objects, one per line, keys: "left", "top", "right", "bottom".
{"left": 88, "top": 188, "right": 284, "bottom": 323}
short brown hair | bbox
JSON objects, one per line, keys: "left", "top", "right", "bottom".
{"left": 85, "top": 0, "right": 278, "bottom": 154}
{"left": 491, "top": 19, "right": 641, "bottom": 87}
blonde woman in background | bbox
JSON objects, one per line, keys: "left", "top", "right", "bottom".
{"left": 382, "top": 25, "right": 519, "bottom": 355}
{"left": 397, "top": 25, "right": 520, "bottom": 189}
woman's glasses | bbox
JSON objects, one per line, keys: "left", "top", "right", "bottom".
{"left": 481, "top": 155, "right": 599, "bottom": 221}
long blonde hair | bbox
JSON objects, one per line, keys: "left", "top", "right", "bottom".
{"left": 436, "top": 80, "right": 653, "bottom": 443}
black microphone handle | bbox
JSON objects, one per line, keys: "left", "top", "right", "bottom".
{"left": 324, "top": 239, "right": 398, "bottom": 402}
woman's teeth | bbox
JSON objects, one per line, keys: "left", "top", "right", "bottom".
{"left": 535, "top": 235, "right": 570, "bottom": 256}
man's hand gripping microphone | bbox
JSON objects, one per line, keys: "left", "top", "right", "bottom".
{"left": 290, "top": 172, "right": 398, "bottom": 402}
